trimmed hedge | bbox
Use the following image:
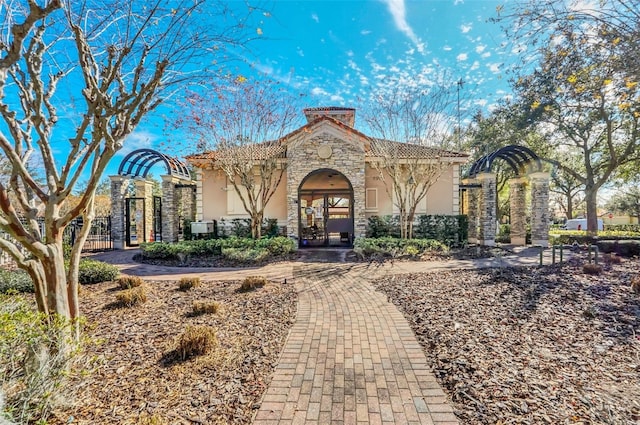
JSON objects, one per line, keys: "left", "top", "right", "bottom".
{"left": 0, "top": 269, "right": 34, "bottom": 293}
{"left": 366, "top": 215, "right": 468, "bottom": 247}
{"left": 140, "top": 236, "right": 295, "bottom": 261}
{"left": 354, "top": 237, "right": 447, "bottom": 260}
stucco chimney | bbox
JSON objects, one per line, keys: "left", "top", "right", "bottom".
{"left": 303, "top": 107, "right": 356, "bottom": 127}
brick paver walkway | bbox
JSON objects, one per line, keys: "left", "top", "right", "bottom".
{"left": 253, "top": 263, "right": 459, "bottom": 425}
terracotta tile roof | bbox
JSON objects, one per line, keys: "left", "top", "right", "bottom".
{"left": 369, "top": 139, "right": 468, "bottom": 159}
{"left": 186, "top": 116, "right": 468, "bottom": 166}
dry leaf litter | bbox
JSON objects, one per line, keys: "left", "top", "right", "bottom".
{"left": 51, "top": 278, "right": 296, "bottom": 425}
{"left": 374, "top": 257, "right": 640, "bottom": 424}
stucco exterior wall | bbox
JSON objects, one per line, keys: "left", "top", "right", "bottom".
{"left": 198, "top": 168, "right": 288, "bottom": 225}
{"left": 364, "top": 164, "right": 458, "bottom": 217}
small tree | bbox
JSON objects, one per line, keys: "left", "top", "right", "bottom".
{"left": 0, "top": 1, "right": 257, "bottom": 341}
{"left": 182, "top": 77, "right": 301, "bottom": 238}
{"left": 361, "top": 77, "right": 460, "bottom": 239}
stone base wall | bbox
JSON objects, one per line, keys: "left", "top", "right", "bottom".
{"left": 286, "top": 131, "right": 366, "bottom": 241}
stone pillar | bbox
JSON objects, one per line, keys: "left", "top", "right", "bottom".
{"left": 161, "top": 175, "right": 178, "bottom": 243}
{"left": 135, "top": 178, "right": 154, "bottom": 243}
{"left": 462, "top": 178, "right": 479, "bottom": 244}
{"left": 530, "top": 172, "right": 550, "bottom": 247}
{"left": 109, "top": 175, "right": 130, "bottom": 249}
{"left": 477, "top": 172, "right": 497, "bottom": 246}
{"left": 509, "top": 177, "right": 528, "bottom": 246}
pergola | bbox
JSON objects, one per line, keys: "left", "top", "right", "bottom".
{"left": 462, "top": 145, "right": 550, "bottom": 247}
{"left": 110, "top": 149, "right": 195, "bottom": 248}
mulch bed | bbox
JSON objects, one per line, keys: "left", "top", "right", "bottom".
{"left": 51, "top": 278, "right": 297, "bottom": 425}
{"left": 374, "top": 256, "right": 640, "bottom": 424}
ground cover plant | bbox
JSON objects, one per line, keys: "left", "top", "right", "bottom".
{"left": 374, "top": 258, "right": 640, "bottom": 424}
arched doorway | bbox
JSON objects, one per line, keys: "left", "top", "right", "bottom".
{"left": 298, "top": 169, "right": 354, "bottom": 248}
{"left": 110, "top": 148, "right": 195, "bottom": 248}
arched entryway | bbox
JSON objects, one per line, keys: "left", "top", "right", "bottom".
{"left": 461, "top": 145, "right": 550, "bottom": 247}
{"left": 110, "top": 148, "right": 195, "bottom": 249}
{"left": 298, "top": 169, "right": 354, "bottom": 248}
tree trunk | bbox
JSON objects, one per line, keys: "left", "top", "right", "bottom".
{"left": 585, "top": 187, "right": 599, "bottom": 235}
{"left": 251, "top": 212, "right": 263, "bottom": 239}
{"left": 566, "top": 195, "right": 573, "bottom": 219}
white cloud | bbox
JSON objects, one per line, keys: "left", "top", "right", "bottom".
{"left": 474, "top": 99, "right": 488, "bottom": 107}
{"left": 470, "top": 60, "right": 480, "bottom": 70}
{"left": 346, "top": 50, "right": 354, "bottom": 57}
{"left": 460, "top": 23, "right": 472, "bottom": 33}
{"left": 488, "top": 63, "right": 501, "bottom": 73}
{"left": 382, "top": 0, "right": 425, "bottom": 53}
{"left": 361, "top": 29, "right": 372, "bottom": 35}
{"left": 475, "top": 44, "right": 486, "bottom": 53}
{"left": 311, "top": 87, "right": 329, "bottom": 96}
{"left": 297, "top": 47, "right": 304, "bottom": 57}
{"left": 481, "top": 51, "right": 491, "bottom": 59}
{"left": 311, "top": 13, "right": 319, "bottom": 23}
{"left": 454, "top": 0, "right": 464, "bottom": 4}
{"left": 330, "top": 94, "right": 344, "bottom": 102}
{"left": 456, "top": 53, "right": 468, "bottom": 61}
{"left": 371, "top": 63, "right": 386, "bottom": 72}
{"left": 443, "top": 45, "right": 452, "bottom": 51}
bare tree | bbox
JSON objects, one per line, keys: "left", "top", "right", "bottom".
{"left": 182, "top": 77, "right": 301, "bottom": 238}
{"left": 0, "top": 1, "right": 256, "bottom": 339}
{"left": 361, "top": 78, "right": 460, "bottom": 239}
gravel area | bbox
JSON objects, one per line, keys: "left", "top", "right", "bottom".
{"left": 374, "top": 257, "right": 640, "bottom": 424}
{"left": 51, "top": 278, "right": 297, "bottom": 425}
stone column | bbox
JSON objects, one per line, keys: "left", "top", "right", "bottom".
{"left": 477, "top": 172, "right": 497, "bottom": 246}
{"left": 161, "top": 175, "right": 178, "bottom": 243}
{"left": 530, "top": 172, "right": 550, "bottom": 247}
{"left": 109, "top": 175, "right": 129, "bottom": 249}
{"left": 509, "top": 177, "right": 528, "bottom": 246}
{"left": 462, "top": 178, "right": 479, "bottom": 244}
{"left": 135, "top": 178, "right": 154, "bottom": 243}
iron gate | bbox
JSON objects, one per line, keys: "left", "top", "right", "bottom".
{"left": 125, "top": 197, "right": 146, "bottom": 247}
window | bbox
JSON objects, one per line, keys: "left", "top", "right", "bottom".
{"left": 365, "top": 188, "right": 378, "bottom": 211}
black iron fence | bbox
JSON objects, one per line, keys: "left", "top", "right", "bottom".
{"left": 1, "top": 216, "right": 113, "bottom": 267}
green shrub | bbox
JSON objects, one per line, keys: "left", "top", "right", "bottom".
{"left": 366, "top": 215, "right": 468, "bottom": 246}
{"left": 221, "top": 247, "right": 270, "bottom": 263}
{"left": 261, "top": 218, "right": 280, "bottom": 237}
{"left": 78, "top": 259, "right": 119, "bottom": 284}
{"left": 353, "top": 237, "right": 447, "bottom": 260}
{"left": 230, "top": 219, "right": 252, "bottom": 238}
{"left": 0, "top": 294, "right": 78, "bottom": 424}
{"left": 0, "top": 269, "right": 34, "bottom": 293}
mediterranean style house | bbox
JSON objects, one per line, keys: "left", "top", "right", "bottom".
{"left": 186, "top": 107, "right": 468, "bottom": 247}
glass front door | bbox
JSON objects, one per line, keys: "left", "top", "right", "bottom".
{"left": 299, "top": 191, "right": 353, "bottom": 247}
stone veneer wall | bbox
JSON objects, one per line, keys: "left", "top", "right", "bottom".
{"left": 530, "top": 172, "right": 550, "bottom": 247}
{"left": 509, "top": 177, "right": 528, "bottom": 246}
{"left": 135, "top": 179, "right": 154, "bottom": 243}
{"left": 286, "top": 132, "right": 366, "bottom": 241}
{"left": 109, "top": 175, "right": 130, "bottom": 249}
{"left": 477, "top": 173, "right": 497, "bottom": 246}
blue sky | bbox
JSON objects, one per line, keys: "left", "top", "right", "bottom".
{"left": 110, "top": 0, "right": 518, "bottom": 177}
